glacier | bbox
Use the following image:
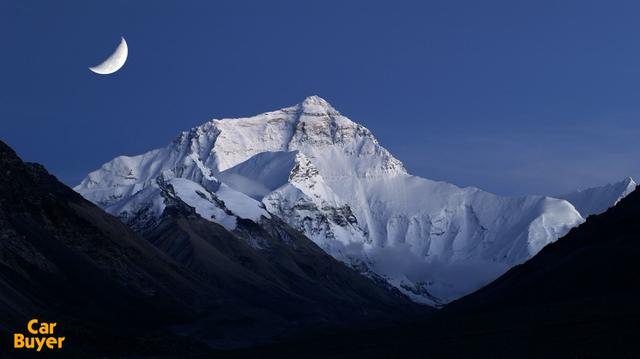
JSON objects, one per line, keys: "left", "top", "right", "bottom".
{"left": 75, "top": 95, "right": 632, "bottom": 305}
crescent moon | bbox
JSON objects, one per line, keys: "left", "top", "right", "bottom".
{"left": 89, "top": 37, "right": 128, "bottom": 75}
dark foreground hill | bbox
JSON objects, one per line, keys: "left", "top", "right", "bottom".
{"left": 0, "top": 140, "right": 421, "bottom": 357}
{"left": 0, "top": 141, "right": 207, "bottom": 357}
{"left": 227, "top": 184, "right": 640, "bottom": 358}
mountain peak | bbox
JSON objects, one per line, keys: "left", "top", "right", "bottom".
{"left": 608, "top": 176, "right": 635, "bottom": 193}
{"left": 298, "top": 95, "right": 339, "bottom": 115}
{"left": 557, "top": 176, "right": 637, "bottom": 218}
{"left": 301, "top": 95, "right": 331, "bottom": 106}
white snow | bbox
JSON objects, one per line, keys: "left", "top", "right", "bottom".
{"left": 217, "top": 151, "right": 298, "bottom": 199}
{"left": 216, "top": 183, "right": 271, "bottom": 223}
{"left": 168, "top": 178, "right": 238, "bottom": 230}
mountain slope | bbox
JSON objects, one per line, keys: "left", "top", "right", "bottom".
{"left": 0, "top": 140, "right": 417, "bottom": 354}
{"left": 418, "top": 182, "right": 640, "bottom": 357}
{"left": 75, "top": 96, "right": 585, "bottom": 304}
{"left": 409, "top": 185, "right": 640, "bottom": 356}
{"left": 0, "top": 140, "right": 208, "bottom": 355}
{"left": 228, "top": 187, "right": 640, "bottom": 358}
{"left": 557, "top": 176, "right": 636, "bottom": 218}
{"left": 136, "top": 179, "right": 421, "bottom": 348}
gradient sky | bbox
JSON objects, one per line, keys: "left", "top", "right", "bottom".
{"left": 2, "top": 0, "right": 640, "bottom": 196}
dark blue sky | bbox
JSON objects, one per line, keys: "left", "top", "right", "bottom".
{"left": 2, "top": 0, "right": 640, "bottom": 195}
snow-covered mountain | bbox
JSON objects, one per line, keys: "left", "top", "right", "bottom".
{"left": 557, "top": 177, "right": 636, "bottom": 218}
{"left": 76, "top": 96, "right": 589, "bottom": 305}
